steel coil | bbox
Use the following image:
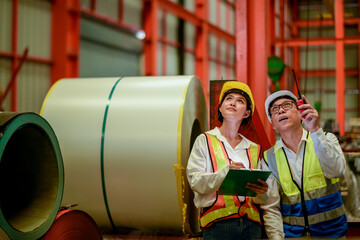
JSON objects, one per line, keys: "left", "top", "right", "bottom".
{"left": 40, "top": 76, "right": 208, "bottom": 235}
{"left": 0, "top": 112, "right": 64, "bottom": 240}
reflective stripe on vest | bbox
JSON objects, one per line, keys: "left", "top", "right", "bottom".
{"left": 199, "top": 133, "right": 261, "bottom": 228}
{"left": 263, "top": 132, "right": 347, "bottom": 238}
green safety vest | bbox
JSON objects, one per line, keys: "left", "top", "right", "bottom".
{"left": 263, "top": 131, "right": 347, "bottom": 238}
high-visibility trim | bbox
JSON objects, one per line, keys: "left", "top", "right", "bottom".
{"left": 247, "top": 144, "right": 260, "bottom": 169}
{"left": 283, "top": 204, "right": 346, "bottom": 226}
{"left": 205, "top": 133, "right": 230, "bottom": 171}
{"left": 239, "top": 197, "right": 261, "bottom": 224}
{"left": 280, "top": 178, "right": 341, "bottom": 205}
{"left": 200, "top": 133, "right": 261, "bottom": 228}
{"left": 240, "top": 144, "right": 261, "bottom": 223}
{"left": 283, "top": 214, "right": 348, "bottom": 239}
{"left": 200, "top": 195, "right": 239, "bottom": 227}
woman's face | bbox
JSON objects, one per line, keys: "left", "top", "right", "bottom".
{"left": 219, "top": 93, "right": 250, "bottom": 122}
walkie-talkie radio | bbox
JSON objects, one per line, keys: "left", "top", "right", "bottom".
{"left": 292, "top": 69, "right": 304, "bottom": 114}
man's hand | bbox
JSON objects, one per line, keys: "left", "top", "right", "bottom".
{"left": 298, "top": 95, "right": 320, "bottom": 133}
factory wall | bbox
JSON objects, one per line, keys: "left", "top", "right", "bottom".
{"left": 0, "top": 0, "right": 237, "bottom": 114}
{"left": 1, "top": 0, "right": 360, "bottom": 135}
{"left": 0, "top": 0, "right": 51, "bottom": 113}
{"left": 297, "top": 1, "right": 359, "bottom": 130}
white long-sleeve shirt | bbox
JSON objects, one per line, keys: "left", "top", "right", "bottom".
{"left": 261, "top": 128, "right": 346, "bottom": 240}
{"left": 186, "top": 127, "right": 268, "bottom": 209}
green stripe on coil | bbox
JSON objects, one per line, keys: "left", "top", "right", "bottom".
{"left": 100, "top": 77, "right": 123, "bottom": 231}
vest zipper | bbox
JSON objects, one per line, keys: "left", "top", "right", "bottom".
{"left": 300, "top": 140, "right": 310, "bottom": 234}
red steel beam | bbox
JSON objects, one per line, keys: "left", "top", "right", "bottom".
{"left": 297, "top": 69, "right": 358, "bottom": 77}
{"left": 208, "top": 23, "right": 236, "bottom": 44}
{"left": 274, "top": 36, "right": 360, "bottom": 46}
{"left": 208, "top": 56, "right": 235, "bottom": 68}
{"left": 51, "top": 0, "right": 80, "bottom": 84}
{"left": 294, "top": 17, "right": 360, "bottom": 27}
{"left": 0, "top": 51, "right": 52, "bottom": 64}
{"left": 335, "top": 0, "right": 345, "bottom": 136}
{"left": 158, "top": 37, "right": 181, "bottom": 47}
{"left": 274, "top": 12, "right": 293, "bottom": 28}
{"left": 0, "top": 48, "right": 28, "bottom": 109}
{"left": 157, "top": 0, "right": 235, "bottom": 44}
{"left": 81, "top": 8, "right": 142, "bottom": 34}
{"left": 158, "top": 0, "right": 200, "bottom": 25}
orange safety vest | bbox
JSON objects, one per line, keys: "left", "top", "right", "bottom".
{"left": 199, "top": 133, "right": 262, "bottom": 229}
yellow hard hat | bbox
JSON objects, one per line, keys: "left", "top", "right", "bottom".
{"left": 219, "top": 81, "right": 255, "bottom": 115}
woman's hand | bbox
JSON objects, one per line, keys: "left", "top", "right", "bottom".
{"left": 246, "top": 179, "right": 268, "bottom": 195}
{"left": 229, "top": 162, "right": 245, "bottom": 169}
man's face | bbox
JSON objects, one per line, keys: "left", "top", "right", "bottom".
{"left": 270, "top": 98, "right": 301, "bottom": 132}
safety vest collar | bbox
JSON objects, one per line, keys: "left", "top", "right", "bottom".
{"left": 274, "top": 129, "right": 309, "bottom": 153}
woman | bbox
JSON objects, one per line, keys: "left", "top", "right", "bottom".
{"left": 186, "top": 81, "right": 268, "bottom": 240}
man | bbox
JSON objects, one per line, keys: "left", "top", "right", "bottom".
{"left": 262, "top": 90, "right": 348, "bottom": 239}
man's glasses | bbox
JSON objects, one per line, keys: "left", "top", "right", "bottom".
{"left": 269, "top": 101, "right": 296, "bottom": 115}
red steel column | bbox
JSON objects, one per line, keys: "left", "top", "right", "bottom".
{"left": 279, "top": 0, "right": 286, "bottom": 90}
{"left": 225, "top": 2, "right": 232, "bottom": 79}
{"left": 144, "top": 0, "right": 159, "bottom": 76}
{"left": 195, "top": 0, "right": 209, "bottom": 105}
{"left": 248, "top": 0, "right": 268, "bottom": 121}
{"left": 335, "top": 0, "right": 345, "bottom": 136}
{"left": 249, "top": 0, "right": 270, "bottom": 149}
{"left": 266, "top": 0, "right": 276, "bottom": 143}
{"left": 235, "top": 0, "right": 247, "bottom": 83}
{"left": 51, "top": 0, "right": 80, "bottom": 84}
{"left": 216, "top": 0, "right": 221, "bottom": 79}
{"left": 358, "top": 0, "right": 360, "bottom": 115}
{"left": 236, "top": 0, "right": 271, "bottom": 149}
{"left": 161, "top": 9, "right": 167, "bottom": 75}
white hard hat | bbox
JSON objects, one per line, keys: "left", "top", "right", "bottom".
{"left": 265, "top": 90, "right": 297, "bottom": 122}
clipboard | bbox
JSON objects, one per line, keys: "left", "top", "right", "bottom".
{"left": 218, "top": 169, "right": 272, "bottom": 197}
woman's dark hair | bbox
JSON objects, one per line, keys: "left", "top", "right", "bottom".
{"left": 217, "top": 89, "right": 252, "bottom": 127}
